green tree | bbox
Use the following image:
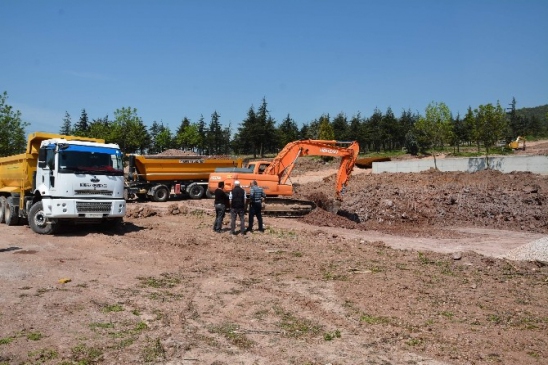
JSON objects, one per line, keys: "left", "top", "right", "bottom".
{"left": 318, "top": 114, "right": 334, "bottom": 140}
{"left": 256, "top": 98, "right": 278, "bottom": 156}
{"left": 414, "top": 101, "right": 452, "bottom": 169}
{"left": 206, "top": 111, "right": 223, "bottom": 155}
{"left": 451, "top": 114, "right": 466, "bottom": 153}
{"left": 474, "top": 101, "right": 508, "bottom": 158}
{"left": 148, "top": 121, "right": 173, "bottom": 154}
{"left": 60, "top": 111, "right": 72, "bottom": 135}
{"left": 381, "top": 107, "right": 399, "bottom": 150}
{"left": 463, "top": 107, "right": 478, "bottom": 150}
{"left": 331, "top": 112, "right": 349, "bottom": 141}
{"left": 364, "top": 108, "right": 383, "bottom": 152}
{"left": 174, "top": 117, "right": 191, "bottom": 149}
{"left": 73, "top": 108, "right": 90, "bottom": 136}
{"left": 197, "top": 115, "right": 207, "bottom": 155}
{"left": 155, "top": 125, "right": 173, "bottom": 152}
{"left": 277, "top": 114, "right": 300, "bottom": 147}
{"left": 0, "top": 91, "right": 29, "bottom": 157}
{"left": 88, "top": 115, "right": 112, "bottom": 142}
{"left": 179, "top": 122, "right": 201, "bottom": 152}
{"left": 348, "top": 113, "right": 366, "bottom": 150}
{"left": 111, "top": 107, "right": 150, "bottom": 154}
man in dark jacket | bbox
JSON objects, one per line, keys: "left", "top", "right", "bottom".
{"left": 213, "top": 181, "right": 229, "bottom": 233}
{"left": 229, "top": 180, "right": 247, "bottom": 235}
{"left": 246, "top": 180, "right": 266, "bottom": 232}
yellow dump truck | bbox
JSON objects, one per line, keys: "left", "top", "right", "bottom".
{"left": 126, "top": 154, "right": 243, "bottom": 201}
{"left": 0, "top": 132, "right": 126, "bottom": 234}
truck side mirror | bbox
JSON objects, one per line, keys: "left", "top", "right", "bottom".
{"left": 38, "top": 148, "right": 47, "bottom": 168}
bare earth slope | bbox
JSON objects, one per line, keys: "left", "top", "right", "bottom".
{"left": 1, "top": 144, "right": 547, "bottom": 365}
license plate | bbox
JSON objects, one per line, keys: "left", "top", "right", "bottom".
{"left": 85, "top": 213, "right": 103, "bottom": 218}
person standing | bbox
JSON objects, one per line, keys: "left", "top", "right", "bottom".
{"left": 229, "top": 180, "right": 247, "bottom": 235}
{"left": 247, "top": 180, "right": 266, "bottom": 232}
{"left": 213, "top": 181, "right": 229, "bottom": 233}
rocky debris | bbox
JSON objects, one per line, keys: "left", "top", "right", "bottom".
{"left": 125, "top": 206, "right": 158, "bottom": 218}
{"left": 505, "top": 236, "right": 548, "bottom": 263}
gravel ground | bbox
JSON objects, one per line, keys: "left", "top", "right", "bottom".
{"left": 505, "top": 236, "right": 548, "bottom": 262}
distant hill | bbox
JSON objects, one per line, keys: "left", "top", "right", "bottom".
{"left": 517, "top": 104, "right": 548, "bottom": 121}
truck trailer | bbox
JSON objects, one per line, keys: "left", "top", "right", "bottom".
{"left": 0, "top": 132, "right": 126, "bottom": 234}
{"left": 126, "top": 154, "right": 242, "bottom": 202}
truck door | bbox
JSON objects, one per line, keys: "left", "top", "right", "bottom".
{"left": 37, "top": 145, "right": 56, "bottom": 191}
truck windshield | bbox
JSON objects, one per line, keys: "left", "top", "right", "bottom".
{"left": 58, "top": 147, "right": 124, "bottom": 176}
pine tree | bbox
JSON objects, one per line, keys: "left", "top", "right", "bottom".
{"left": 73, "top": 109, "right": 90, "bottom": 136}
{"left": 60, "top": 111, "right": 72, "bottom": 135}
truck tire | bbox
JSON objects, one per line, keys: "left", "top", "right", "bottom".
{"left": 187, "top": 184, "right": 205, "bottom": 199}
{"left": 5, "top": 198, "right": 19, "bottom": 226}
{"left": 152, "top": 186, "right": 169, "bottom": 202}
{"left": 0, "top": 196, "right": 6, "bottom": 223}
{"left": 28, "top": 201, "right": 58, "bottom": 235}
{"left": 205, "top": 188, "right": 215, "bottom": 199}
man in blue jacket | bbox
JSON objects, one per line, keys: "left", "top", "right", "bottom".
{"left": 246, "top": 180, "right": 266, "bottom": 232}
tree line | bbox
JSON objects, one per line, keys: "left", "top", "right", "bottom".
{"left": 1, "top": 91, "right": 547, "bottom": 158}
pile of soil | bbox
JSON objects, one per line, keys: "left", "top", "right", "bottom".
{"left": 295, "top": 165, "right": 548, "bottom": 236}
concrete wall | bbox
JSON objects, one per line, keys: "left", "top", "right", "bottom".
{"left": 372, "top": 155, "right": 548, "bottom": 175}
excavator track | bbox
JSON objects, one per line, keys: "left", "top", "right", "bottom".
{"left": 262, "top": 197, "right": 317, "bottom": 217}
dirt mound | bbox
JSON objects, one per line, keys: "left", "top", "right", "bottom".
{"left": 295, "top": 169, "right": 548, "bottom": 235}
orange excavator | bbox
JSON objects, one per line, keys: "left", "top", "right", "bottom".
{"left": 208, "top": 139, "right": 360, "bottom": 216}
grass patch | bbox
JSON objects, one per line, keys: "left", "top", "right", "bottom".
{"left": 26, "top": 332, "right": 43, "bottom": 341}
{"left": 147, "top": 290, "right": 184, "bottom": 301}
{"left": 102, "top": 303, "right": 124, "bottom": 313}
{"left": 89, "top": 322, "right": 114, "bottom": 330}
{"left": 360, "top": 314, "right": 391, "bottom": 325}
{"left": 141, "top": 337, "right": 166, "bottom": 363}
{"left": 209, "top": 323, "right": 255, "bottom": 349}
{"left": 323, "top": 329, "right": 341, "bottom": 341}
{"left": 70, "top": 343, "right": 103, "bottom": 364}
{"left": 137, "top": 272, "right": 181, "bottom": 288}
{"left": 27, "top": 348, "right": 59, "bottom": 362}
{"left": 275, "top": 307, "right": 323, "bottom": 338}
{"left": 0, "top": 336, "right": 15, "bottom": 345}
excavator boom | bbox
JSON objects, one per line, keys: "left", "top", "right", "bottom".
{"left": 264, "top": 139, "right": 360, "bottom": 198}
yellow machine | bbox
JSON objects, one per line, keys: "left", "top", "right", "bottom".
{"left": 508, "top": 136, "right": 526, "bottom": 150}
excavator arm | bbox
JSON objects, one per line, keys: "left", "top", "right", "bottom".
{"left": 264, "top": 139, "right": 360, "bottom": 199}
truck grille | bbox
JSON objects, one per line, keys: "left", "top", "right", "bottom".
{"left": 76, "top": 202, "right": 112, "bottom": 213}
{"left": 74, "top": 190, "right": 113, "bottom": 196}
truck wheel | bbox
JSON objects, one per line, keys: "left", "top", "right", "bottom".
{"left": 5, "top": 198, "right": 19, "bottom": 226}
{"left": 0, "top": 196, "right": 6, "bottom": 223}
{"left": 152, "top": 186, "right": 169, "bottom": 202}
{"left": 188, "top": 184, "right": 205, "bottom": 199}
{"left": 29, "top": 201, "right": 58, "bottom": 235}
{"left": 205, "top": 189, "right": 215, "bottom": 199}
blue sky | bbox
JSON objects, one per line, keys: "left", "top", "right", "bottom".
{"left": 2, "top": 0, "right": 547, "bottom": 135}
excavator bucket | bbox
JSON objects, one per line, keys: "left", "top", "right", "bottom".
{"left": 355, "top": 157, "right": 391, "bottom": 169}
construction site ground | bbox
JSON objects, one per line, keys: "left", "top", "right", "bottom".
{"left": 1, "top": 142, "right": 548, "bottom": 365}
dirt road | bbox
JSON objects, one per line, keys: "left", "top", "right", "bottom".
{"left": 1, "top": 146, "right": 547, "bottom": 365}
